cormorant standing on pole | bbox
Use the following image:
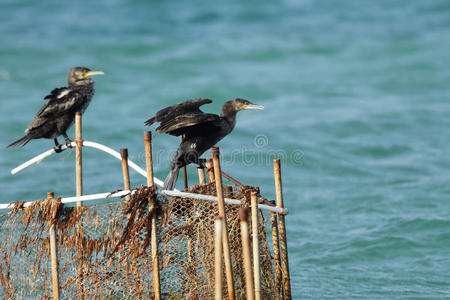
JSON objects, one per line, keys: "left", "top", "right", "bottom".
{"left": 7, "top": 67, "right": 104, "bottom": 152}
{"left": 145, "top": 98, "right": 264, "bottom": 190}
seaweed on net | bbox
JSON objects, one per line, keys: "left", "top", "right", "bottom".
{"left": 0, "top": 183, "right": 277, "bottom": 299}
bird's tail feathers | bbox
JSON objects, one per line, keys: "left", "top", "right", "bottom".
{"left": 6, "top": 135, "right": 32, "bottom": 148}
{"left": 163, "top": 166, "right": 179, "bottom": 190}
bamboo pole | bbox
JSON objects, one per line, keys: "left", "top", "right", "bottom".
{"left": 75, "top": 112, "right": 84, "bottom": 299}
{"left": 274, "top": 159, "right": 291, "bottom": 299}
{"left": 75, "top": 112, "right": 83, "bottom": 206}
{"left": 270, "top": 211, "right": 283, "bottom": 299}
{"left": 239, "top": 208, "right": 254, "bottom": 300}
{"left": 251, "top": 192, "right": 261, "bottom": 300}
{"left": 212, "top": 146, "right": 235, "bottom": 300}
{"left": 120, "top": 149, "right": 131, "bottom": 203}
{"left": 120, "top": 148, "right": 143, "bottom": 287}
{"left": 180, "top": 136, "right": 188, "bottom": 189}
{"left": 206, "top": 158, "right": 215, "bottom": 183}
{"left": 144, "top": 131, "right": 161, "bottom": 300}
{"left": 197, "top": 165, "right": 206, "bottom": 185}
{"left": 48, "top": 192, "right": 60, "bottom": 300}
{"left": 214, "top": 217, "right": 224, "bottom": 300}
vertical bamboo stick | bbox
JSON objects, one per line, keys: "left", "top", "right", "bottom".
{"left": 75, "top": 112, "right": 83, "bottom": 207}
{"left": 251, "top": 192, "right": 261, "bottom": 300}
{"left": 48, "top": 192, "right": 60, "bottom": 300}
{"left": 197, "top": 165, "right": 206, "bottom": 185}
{"left": 120, "top": 148, "right": 131, "bottom": 203}
{"left": 212, "top": 146, "right": 235, "bottom": 300}
{"left": 144, "top": 131, "right": 161, "bottom": 300}
{"left": 206, "top": 158, "right": 215, "bottom": 183}
{"left": 120, "top": 148, "right": 140, "bottom": 285}
{"left": 180, "top": 136, "right": 188, "bottom": 189}
{"left": 240, "top": 208, "right": 254, "bottom": 300}
{"left": 75, "top": 112, "right": 84, "bottom": 298}
{"left": 270, "top": 211, "right": 282, "bottom": 299}
{"left": 144, "top": 132, "right": 154, "bottom": 187}
{"left": 274, "top": 159, "right": 291, "bottom": 299}
{"left": 215, "top": 217, "right": 224, "bottom": 300}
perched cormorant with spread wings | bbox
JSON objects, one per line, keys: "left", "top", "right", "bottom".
{"left": 145, "top": 98, "right": 264, "bottom": 190}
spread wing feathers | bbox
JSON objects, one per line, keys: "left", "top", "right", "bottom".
{"left": 156, "top": 113, "right": 223, "bottom": 136}
{"left": 25, "top": 88, "right": 81, "bottom": 133}
{"left": 145, "top": 98, "right": 212, "bottom": 126}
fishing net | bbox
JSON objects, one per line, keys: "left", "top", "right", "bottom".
{"left": 0, "top": 183, "right": 276, "bottom": 299}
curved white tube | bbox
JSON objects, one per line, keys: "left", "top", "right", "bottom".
{"left": 82, "top": 141, "right": 165, "bottom": 188}
{"left": 10, "top": 140, "right": 165, "bottom": 188}
{"left": 8, "top": 140, "right": 288, "bottom": 215}
{"left": 11, "top": 144, "right": 72, "bottom": 175}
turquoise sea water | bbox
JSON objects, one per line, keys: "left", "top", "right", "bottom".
{"left": 1, "top": 0, "right": 450, "bottom": 298}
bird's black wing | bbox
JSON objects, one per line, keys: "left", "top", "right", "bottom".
{"left": 44, "top": 87, "right": 70, "bottom": 100}
{"left": 145, "top": 98, "right": 212, "bottom": 126}
{"left": 26, "top": 88, "right": 82, "bottom": 133}
{"left": 157, "top": 113, "right": 223, "bottom": 137}
{"left": 35, "top": 88, "right": 82, "bottom": 118}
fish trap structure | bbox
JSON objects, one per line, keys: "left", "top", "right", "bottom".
{"left": 1, "top": 113, "right": 291, "bottom": 299}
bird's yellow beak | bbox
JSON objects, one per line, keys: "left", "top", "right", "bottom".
{"left": 242, "top": 104, "right": 264, "bottom": 110}
{"left": 84, "top": 70, "right": 105, "bottom": 78}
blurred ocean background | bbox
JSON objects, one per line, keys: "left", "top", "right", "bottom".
{"left": 1, "top": 0, "right": 450, "bottom": 298}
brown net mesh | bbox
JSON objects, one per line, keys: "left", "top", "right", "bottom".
{"left": 0, "top": 183, "right": 276, "bottom": 299}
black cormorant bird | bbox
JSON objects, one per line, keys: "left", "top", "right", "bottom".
{"left": 7, "top": 67, "right": 104, "bottom": 152}
{"left": 145, "top": 98, "right": 264, "bottom": 190}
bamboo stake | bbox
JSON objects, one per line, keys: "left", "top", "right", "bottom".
{"left": 144, "top": 131, "right": 161, "bottom": 300}
{"left": 251, "top": 192, "right": 261, "bottom": 300}
{"left": 180, "top": 136, "right": 188, "bottom": 189}
{"left": 120, "top": 149, "right": 131, "bottom": 203}
{"left": 270, "top": 211, "right": 282, "bottom": 299}
{"left": 212, "top": 146, "right": 235, "bottom": 300}
{"left": 240, "top": 208, "right": 254, "bottom": 300}
{"left": 215, "top": 217, "right": 224, "bottom": 300}
{"left": 48, "top": 192, "right": 60, "bottom": 300}
{"left": 206, "top": 158, "right": 215, "bottom": 183}
{"left": 75, "top": 112, "right": 84, "bottom": 299}
{"left": 274, "top": 159, "right": 291, "bottom": 299}
{"left": 75, "top": 112, "right": 83, "bottom": 206}
{"left": 197, "top": 165, "right": 206, "bottom": 185}
{"left": 120, "top": 148, "right": 143, "bottom": 287}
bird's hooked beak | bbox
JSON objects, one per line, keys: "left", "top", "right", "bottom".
{"left": 84, "top": 70, "right": 105, "bottom": 78}
{"left": 242, "top": 103, "right": 264, "bottom": 110}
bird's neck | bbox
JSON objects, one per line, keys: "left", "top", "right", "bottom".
{"left": 220, "top": 110, "right": 237, "bottom": 130}
{"left": 69, "top": 79, "right": 95, "bottom": 89}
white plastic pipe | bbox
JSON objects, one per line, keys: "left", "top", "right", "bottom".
{"left": 162, "top": 190, "right": 288, "bottom": 215}
{"left": 11, "top": 140, "right": 165, "bottom": 188}
{"left": 0, "top": 189, "right": 288, "bottom": 215}
{"left": 7, "top": 140, "right": 288, "bottom": 215}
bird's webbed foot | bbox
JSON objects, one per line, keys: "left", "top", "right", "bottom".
{"left": 53, "top": 138, "right": 63, "bottom": 153}
{"left": 54, "top": 144, "right": 64, "bottom": 153}
{"left": 63, "top": 134, "right": 73, "bottom": 148}
{"left": 65, "top": 139, "right": 74, "bottom": 148}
